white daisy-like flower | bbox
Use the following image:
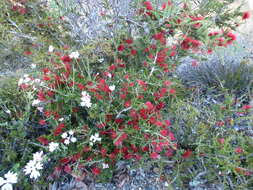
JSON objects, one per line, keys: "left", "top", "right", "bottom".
{"left": 31, "top": 64, "right": 36, "bottom": 69}
{"left": 33, "top": 151, "right": 43, "bottom": 162}
{"left": 1, "top": 183, "right": 13, "bottom": 190}
{"left": 58, "top": 117, "right": 64, "bottom": 122}
{"left": 64, "top": 138, "right": 70, "bottom": 145}
{"left": 69, "top": 51, "right": 79, "bottom": 59}
{"left": 48, "top": 142, "right": 59, "bottom": 152}
{"left": 98, "top": 58, "right": 104, "bottom": 63}
{"left": 24, "top": 159, "right": 43, "bottom": 180}
{"left": 48, "top": 45, "right": 54, "bottom": 53}
{"left": 37, "top": 107, "right": 44, "bottom": 112}
{"left": 80, "top": 91, "right": 92, "bottom": 108}
{"left": 5, "top": 110, "right": 11, "bottom": 114}
{"left": 32, "top": 99, "right": 40, "bottom": 106}
{"left": 70, "top": 137, "right": 77, "bottom": 143}
{"left": 90, "top": 133, "right": 101, "bottom": 146}
{"left": 68, "top": 130, "right": 74, "bottom": 135}
{"left": 102, "top": 163, "right": 109, "bottom": 169}
{"left": 80, "top": 101, "right": 92, "bottom": 108}
{"left": 61, "top": 132, "right": 68, "bottom": 139}
{"left": 4, "top": 172, "right": 17, "bottom": 184}
{"left": 109, "top": 85, "right": 115, "bottom": 91}
{"left": 18, "top": 78, "right": 24, "bottom": 86}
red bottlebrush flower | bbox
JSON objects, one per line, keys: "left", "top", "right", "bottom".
{"left": 142, "top": 146, "right": 149, "bottom": 152}
{"left": 125, "top": 39, "right": 133, "bottom": 44}
{"left": 24, "top": 51, "right": 32, "bottom": 55}
{"left": 108, "top": 64, "right": 117, "bottom": 71}
{"left": 161, "top": 3, "right": 166, "bottom": 10}
{"left": 191, "top": 60, "right": 198, "bottom": 67}
{"left": 64, "top": 165, "right": 72, "bottom": 174}
{"left": 43, "top": 75, "right": 51, "bottom": 81}
{"left": 169, "top": 88, "right": 176, "bottom": 94}
{"left": 38, "top": 90, "right": 46, "bottom": 101}
{"left": 207, "top": 49, "right": 213, "bottom": 54}
{"left": 165, "top": 120, "right": 171, "bottom": 126}
{"left": 71, "top": 153, "right": 81, "bottom": 162}
{"left": 145, "top": 101, "right": 154, "bottom": 110}
{"left": 92, "top": 167, "right": 101, "bottom": 175}
{"left": 131, "top": 49, "right": 137, "bottom": 56}
{"left": 218, "top": 138, "right": 225, "bottom": 145}
{"left": 124, "top": 100, "right": 131, "bottom": 108}
{"left": 154, "top": 121, "right": 163, "bottom": 127}
{"left": 60, "top": 55, "right": 72, "bottom": 63}
{"left": 164, "top": 80, "right": 172, "bottom": 86}
{"left": 39, "top": 120, "right": 46, "bottom": 125}
{"left": 160, "top": 129, "right": 169, "bottom": 137}
{"left": 169, "top": 132, "right": 176, "bottom": 141}
{"left": 242, "top": 105, "right": 251, "bottom": 110}
{"left": 150, "top": 152, "right": 160, "bottom": 159}
{"left": 42, "top": 68, "right": 50, "bottom": 74}
{"left": 143, "top": 1, "right": 153, "bottom": 10}
{"left": 242, "top": 11, "right": 250, "bottom": 20}
{"left": 170, "top": 51, "right": 176, "bottom": 57}
{"left": 157, "top": 48, "right": 169, "bottom": 63}
{"left": 118, "top": 44, "right": 125, "bottom": 51}
{"left": 165, "top": 148, "right": 173, "bottom": 157}
{"left": 101, "top": 148, "right": 107, "bottom": 157}
{"left": 182, "top": 150, "right": 192, "bottom": 159}
{"left": 37, "top": 136, "right": 49, "bottom": 145}
{"left": 226, "top": 32, "right": 236, "bottom": 44}
{"left": 59, "top": 157, "right": 70, "bottom": 164}
{"left": 235, "top": 147, "right": 243, "bottom": 154}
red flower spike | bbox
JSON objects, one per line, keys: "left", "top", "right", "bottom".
{"left": 131, "top": 49, "right": 137, "bottom": 56}
{"left": 182, "top": 150, "right": 192, "bottom": 159}
{"left": 125, "top": 39, "right": 133, "bottom": 44}
{"left": 242, "top": 105, "right": 251, "bottom": 110}
{"left": 218, "top": 138, "right": 225, "bottom": 145}
{"left": 242, "top": 11, "right": 250, "bottom": 20}
{"left": 37, "top": 136, "right": 49, "bottom": 145}
{"left": 143, "top": 1, "right": 153, "bottom": 10}
{"left": 150, "top": 152, "right": 160, "bottom": 159}
{"left": 169, "top": 89, "right": 176, "bottom": 94}
{"left": 235, "top": 147, "right": 243, "bottom": 154}
{"left": 118, "top": 44, "right": 125, "bottom": 51}
{"left": 64, "top": 165, "right": 72, "bottom": 174}
{"left": 124, "top": 101, "right": 131, "bottom": 108}
{"left": 145, "top": 101, "right": 154, "bottom": 110}
{"left": 60, "top": 55, "right": 72, "bottom": 63}
{"left": 24, "top": 51, "right": 32, "bottom": 56}
{"left": 39, "top": 120, "right": 46, "bottom": 125}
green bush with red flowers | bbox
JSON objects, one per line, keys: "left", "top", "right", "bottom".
{"left": 1, "top": 0, "right": 253, "bottom": 189}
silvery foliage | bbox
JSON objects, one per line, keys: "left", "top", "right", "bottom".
{"left": 47, "top": 0, "right": 194, "bottom": 45}
{"left": 177, "top": 35, "right": 253, "bottom": 93}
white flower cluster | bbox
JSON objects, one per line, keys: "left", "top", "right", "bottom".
{"left": 89, "top": 133, "right": 101, "bottom": 146}
{"left": 80, "top": 91, "right": 92, "bottom": 108}
{"left": 48, "top": 45, "right": 54, "bottom": 53}
{"left": 0, "top": 171, "right": 17, "bottom": 190}
{"left": 61, "top": 130, "right": 77, "bottom": 145}
{"left": 109, "top": 85, "right": 115, "bottom": 92}
{"left": 18, "top": 74, "right": 31, "bottom": 86}
{"left": 48, "top": 142, "right": 59, "bottom": 152}
{"left": 23, "top": 151, "right": 44, "bottom": 180}
{"left": 18, "top": 75, "right": 44, "bottom": 90}
{"left": 69, "top": 51, "right": 79, "bottom": 59}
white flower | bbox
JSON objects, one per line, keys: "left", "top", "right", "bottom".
{"left": 23, "top": 77, "right": 31, "bottom": 83}
{"left": 69, "top": 51, "right": 79, "bottom": 59}
{"left": 48, "top": 45, "right": 54, "bottom": 53}
{"left": 34, "top": 79, "right": 41, "bottom": 83}
{"left": 5, "top": 110, "right": 11, "bottom": 114}
{"left": 70, "top": 137, "right": 77, "bottom": 143}
{"left": 58, "top": 117, "right": 64, "bottom": 122}
{"left": 48, "top": 142, "right": 59, "bottom": 152}
{"left": 98, "top": 58, "right": 104, "bottom": 63}
{"left": 32, "top": 99, "right": 40, "bottom": 106}
{"left": 81, "top": 91, "right": 91, "bottom": 98}
{"left": 68, "top": 130, "right": 74, "bottom": 135}
{"left": 18, "top": 78, "right": 23, "bottom": 86}
{"left": 109, "top": 85, "right": 115, "bottom": 91}
{"left": 61, "top": 132, "right": 68, "bottom": 139}
{"left": 0, "top": 177, "right": 6, "bottom": 186}
{"left": 102, "top": 163, "right": 109, "bottom": 169}
{"left": 24, "top": 159, "right": 43, "bottom": 180}
{"left": 80, "top": 101, "right": 92, "bottom": 108}
{"left": 4, "top": 172, "right": 17, "bottom": 184}
{"left": 64, "top": 138, "right": 70, "bottom": 145}
{"left": 31, "top": 64, "right": 36, "bottom": 69}
{"left": 33, "top": 151, "right": 43, "bottom": 162}
{"left": 37, "top": 107, "right": 44, "bottom": 112}
{"left": 1, "top": 183, "right": 13, "bottom": 190}
{"left": 24, "top": 74, "right": 29, "bottom": 78}
{"left": 107, "top": 73, "right": 112, "bottom": 78}
{"left": 90, "top": 133, "right": 101, "bottom": 145}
